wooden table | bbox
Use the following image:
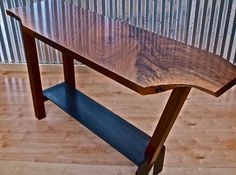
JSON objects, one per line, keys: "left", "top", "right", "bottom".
{"left": 7, "top": 0, "right": 236, "bottom": 174}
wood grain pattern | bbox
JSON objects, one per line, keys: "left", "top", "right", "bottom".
{"left": 6, "top": 0, "right": 236, "bottom": 96}
{"left": 0, "top": 64, "right": 236, "bottom": 175}
{"left": 43, "top": 82, "right": 151, "bottom": 166}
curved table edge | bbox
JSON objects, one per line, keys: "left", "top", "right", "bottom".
{"left": 6, "top": 9, "right": 236, "bottom": 98}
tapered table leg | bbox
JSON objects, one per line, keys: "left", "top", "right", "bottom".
{"left": 62, "top": 53, "right": 75, "bottom": 88}
{"left": 153, "top": 146, "right": 165, "bottom": 175}
{"left": 136, "top": 146, "right": 165, "bottom": 175}
{"left": 22, "top": 31, "right": 46, "bottom": 120}
{"left": 136, "top": 87, "right": 191, "bottom": 175}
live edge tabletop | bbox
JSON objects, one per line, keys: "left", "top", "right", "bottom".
{"left": 6, "top": 0, "right": 236, "bottom": 175}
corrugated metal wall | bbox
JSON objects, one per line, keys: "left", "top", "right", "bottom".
{"left": 0, "top": 0, "right": 236, "bottom": 64}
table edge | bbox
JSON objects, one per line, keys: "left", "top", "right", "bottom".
{"left": 6, "top": 9, "right": 236, "bottom": 97}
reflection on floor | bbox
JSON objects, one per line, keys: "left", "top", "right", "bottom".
{"left": 0, "top": 64, "right": 236, "bottom": 175}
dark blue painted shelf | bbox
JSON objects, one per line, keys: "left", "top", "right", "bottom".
{"left": 43, "top": 82, "right": 150, "bottom": 165}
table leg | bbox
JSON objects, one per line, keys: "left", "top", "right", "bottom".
{"left": 136, "top": 146, "right": 165, "bottom": 175}
{"left": 62, "top": 53, "right": 75, "bottom": 88}
{"left": 22, "top": 31, "right": 46, "bottom": 120}
{"left": 136, "top": 87, "right": 191, "bottom": 175}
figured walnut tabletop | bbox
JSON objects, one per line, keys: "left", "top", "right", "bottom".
{"left": 7, "top": 0, "right": 236, "bottom": 97}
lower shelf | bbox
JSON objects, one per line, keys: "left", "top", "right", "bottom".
{"left": 43, "top": 82, "right": 150, "bottom": 165}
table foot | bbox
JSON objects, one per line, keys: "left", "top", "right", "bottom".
{"left": 136, "top": 146, "right": 165, "bottom": 175}
{"left": 153, "top": 146, "right": 165, "bottom": 175}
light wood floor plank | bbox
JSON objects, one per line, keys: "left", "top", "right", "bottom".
{"left": 0, "top": 64, "right": 236, "bottom": 174}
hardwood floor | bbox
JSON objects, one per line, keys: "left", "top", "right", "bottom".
{"left": 0, "top": 64, "right": 236, "bottom": 175}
